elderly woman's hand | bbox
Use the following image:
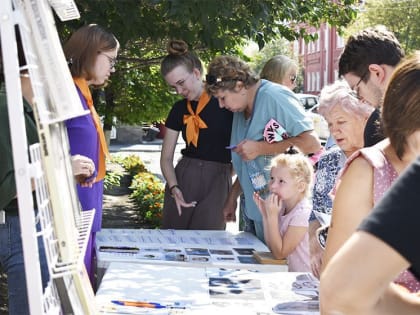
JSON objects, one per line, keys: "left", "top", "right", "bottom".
{"left": 309, "top": 221, "right": 325, "bottom": 279}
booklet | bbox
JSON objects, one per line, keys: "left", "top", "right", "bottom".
{"left": 273, "top": 300, "right": 319, "bottom": 314}
{"left": 253, "top": 251, "right": 287, "bottom": 265}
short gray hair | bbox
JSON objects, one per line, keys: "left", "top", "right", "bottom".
{"left": 318, "top": 79, "right": 373, "bottom": 120}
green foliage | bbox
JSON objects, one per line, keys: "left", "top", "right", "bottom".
{"left": 104, "top": 169, "right": 122, "bottom": 191}
{"left": 250, "top": 38, "right": 294, "bottom": 74}
{"left": 119, "top": 155, "right": 149, "bottom": 176}
{"left": 129, "top": 172, "right": 164, "bottom": 229}
{"left": 58, "top": 0, "right": 359, "bottom": 126}
{"left": 344, "top": 0, "right": 420, "bottom": 54}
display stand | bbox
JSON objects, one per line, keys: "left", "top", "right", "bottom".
{"left": 1, "top": 0, "right": 95, "bottom": 313}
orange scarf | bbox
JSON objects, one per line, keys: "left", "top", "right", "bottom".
{"left": 183, "top": 91, "right": 210, "bottom": 147}
{"left": 73, "top": 77, "right": 109, "bottom": 181}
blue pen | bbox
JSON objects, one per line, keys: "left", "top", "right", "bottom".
{"left": 111, "top": 300, "right": 166, "bottom": 309}
{"left": 84, "top": 170, "right": 97, "bottom": 183}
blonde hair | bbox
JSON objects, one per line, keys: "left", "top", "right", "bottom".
{"left": 270, "top": 147, "right": 314, "bottom": 198}
{"left": 260, "top": 55, "right": 297, "bottom": 84}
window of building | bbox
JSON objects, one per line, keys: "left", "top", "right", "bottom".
{"left": 337, "top": 33, "right": 344, "bottom": 48}
{"left": 307, "top": 72, "right": 311, "bottom": 92}
{"left": 316, "top": 72, "right": 320, "bottom": 91}
{"left": 316, "top": 31, "right": 320, "bottom": 52}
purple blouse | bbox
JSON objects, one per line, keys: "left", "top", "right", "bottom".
{"left": 65, "top": 87, "right": 103, "bottom": 232}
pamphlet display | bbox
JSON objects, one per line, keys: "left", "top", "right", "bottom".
{"left": 96, "top": 262, "right": 319, "bottom": 314}
{"left": 95, "top": 229, "right": 288, "bottom": 283}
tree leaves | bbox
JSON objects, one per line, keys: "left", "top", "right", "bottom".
{"left": 62, "top": 0, "right": 358, "bottom": 125}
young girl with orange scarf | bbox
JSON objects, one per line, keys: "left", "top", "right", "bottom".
{"left": 160, "top": 40, "right": 233, "bottom": 230}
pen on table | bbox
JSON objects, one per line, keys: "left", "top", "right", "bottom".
{"left": 111, "top": 300, "right": 166, "bottom": 309}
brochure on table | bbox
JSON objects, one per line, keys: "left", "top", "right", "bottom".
{"left": 96, "top": 262, "right": 319, "bottom": 315}
{"left": 95, "top": 229, "right": 287, "bottom": 273}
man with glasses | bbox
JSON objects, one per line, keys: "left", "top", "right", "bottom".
{"left": 338, "top": 26, "right": 404, "bottom": 147}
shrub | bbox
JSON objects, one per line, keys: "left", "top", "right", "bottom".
{"left": 129, "top": 172, "right": 164, "bottom": 228}
{"left": 104, "top": 169, "right": 122, "bottom": 191}
{"left": 120, "top": 155, "right": 148, "bottom": 176}
{"left": 105, "top": 154, "right": 164, "bottom": 228}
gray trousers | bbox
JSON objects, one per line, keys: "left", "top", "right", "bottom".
{"left": 162, "top": 157, "right": 232, "bottom": 230}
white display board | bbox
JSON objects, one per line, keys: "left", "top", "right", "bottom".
{"left": 95, "top": 262, "right": 319, "bottom": 315}
{"left": 95, "top": 229, "right": 288, "bottom": 283}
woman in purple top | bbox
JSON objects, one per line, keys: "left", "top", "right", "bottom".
{"left": 63, "top": 24, "right": 119, "bottom": 285}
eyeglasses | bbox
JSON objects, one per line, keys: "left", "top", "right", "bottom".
{"left": 289, "top": 74, "right": 297, "bottom": 83}
{"left": 100, "top": 52, "right": 117, "bottom": 69}
{"left": 170, "top": 73, "right": 193, "bottom": 93}
{"left": 352, "top": 71, "right": 368, "bottom": 99}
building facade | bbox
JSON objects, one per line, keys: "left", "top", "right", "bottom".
{"left": 295, "top": 24, "right": 345, "bottom": 94}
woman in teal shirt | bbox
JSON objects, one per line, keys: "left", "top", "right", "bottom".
{"left": 205, "top": 55, "right": 321, "bottom": 242}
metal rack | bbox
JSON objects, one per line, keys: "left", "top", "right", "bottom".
{"left": 1, "top": 0, "right": 96, "bottom": 313}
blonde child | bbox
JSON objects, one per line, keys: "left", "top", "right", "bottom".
{"left": 253, "top": 147, "right": 313, "bottom": 272}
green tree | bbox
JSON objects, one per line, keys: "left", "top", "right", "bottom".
{"left": 250, "top": 38, "right": 293, "bottom": 74}
{"left": 59, "top": 0, "right": 359, "bottom": 130}
{"left": 345, "top": 0, "right": 420, "bottom": 54}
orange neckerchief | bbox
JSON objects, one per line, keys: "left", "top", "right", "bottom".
{"left": 183, "top": 91, "right": 210, "bottom": 147}
{"left": 73, "top": 77, "right": 109, "bottom": 181}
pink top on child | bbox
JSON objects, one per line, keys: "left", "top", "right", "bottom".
{"left": 279, "top": 198, "right": 311, "bottom": 272}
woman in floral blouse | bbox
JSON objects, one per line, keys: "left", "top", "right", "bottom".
{"left": 308, "top": 80, "right": 373, "bottom": 278}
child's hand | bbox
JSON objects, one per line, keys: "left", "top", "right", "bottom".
{"left": 265, "top": 193, "right": 283, "bottom": 217}
{"left": 253, "top": 192, "right": 267, "bottom": 217}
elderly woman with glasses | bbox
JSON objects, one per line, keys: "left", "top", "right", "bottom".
{"left": 260, "top": 55, "right": 298, "bottom": 91}
{"left": 308, "top": 80, "right": 373, "bottom": 278}
{"left": 159, "top": 40, "right": 233, "bottom": 230}
{"left": 322, "top": 53, "right": 420, "bottom": 293}
{"left": 205, "top": 55, "right": 321, "bottom": 243}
